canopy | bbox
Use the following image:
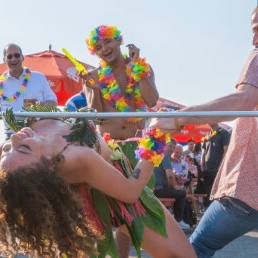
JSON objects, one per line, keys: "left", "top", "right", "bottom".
{"left": 0, "top": 49, "right": 95, "bottom": 105}
{"left": 148, "top": 97, "right": 231, "bottom": 144}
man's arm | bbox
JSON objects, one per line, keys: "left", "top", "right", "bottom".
{"left": 138, "top": 66, "right": 159, "bottom": 108}
{"left": 165, "top": 168, "right": 176, "bottom": 188}
{"left": 126, "top": 44, "right": 159, "bottom": 107}
{"left": 200, "top": 150, "right": 206, "bottom": 172}
{"left": 179, "top": 83, "right": 258, "bottom": 125}
{"left": 150, "top": 83, "right": 258, "bottom": 132}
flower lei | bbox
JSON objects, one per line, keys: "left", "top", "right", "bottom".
{"left": 180, "top": 158, "right": 188, "bottom": 177}
{"left": 134, "top": 127, "right": 170, "bottom": 167}
{"left": 0, "top": 67, "right": 30, "bottom": 102}
{"left": 202, "top": 127, "right": 223, "bottom": 142}
{"left": 98, "top": 55, "right": 151, "bottom": 123}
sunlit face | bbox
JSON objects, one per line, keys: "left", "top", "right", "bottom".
{"left": 3, "top": 45, "right": 24, "bottom": 76}
{"left": 165, "top": 141, "right": 176, "bottom": 156}
{"left": 187, "top": 141, "right": 195, "bottom": 151}
{"left": 0, "top": 127, "right": 52, "bottom": 172}
{"left": 95, "top": 38, "right": 122, "bottom": 64}
{"left": 171, "top": 145, "right": 183, "bottom": 161}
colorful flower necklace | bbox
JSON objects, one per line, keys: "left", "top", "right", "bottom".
{"left": 0, "top": 67, "right": 30, "bottom": 102}
{"left": 98, "top": 55, "right": 148, "bottom": 123}
{"left": 202, "top": 127, "right": 223, "bottom": 142}
{"left": 180, "top": 158, "right": 188, "bottom": 177}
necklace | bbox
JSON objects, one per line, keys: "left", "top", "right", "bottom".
{"left": 202, "top": 127, "right": 223, "bottom": 142}
{"left": 0, "top": 67, "right": 31, "bottom": 102}
{"left": 180, "top": 158, "right": 187, "bottom": 177}
{"left": 98, "top": 55, "right": 146, "bottom": 123}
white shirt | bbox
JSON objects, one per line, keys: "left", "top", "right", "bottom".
{"left": 0, "top": 69, "right": 57, "bottom": 135}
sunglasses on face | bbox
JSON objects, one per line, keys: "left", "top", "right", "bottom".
{"left": 6, "top": 53, "right": 21, "bottom": 59}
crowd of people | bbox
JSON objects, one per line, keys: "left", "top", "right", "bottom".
{"left": 0, "top": 5, "right": 258, "bottom": 257}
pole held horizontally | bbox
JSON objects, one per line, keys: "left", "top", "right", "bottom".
{"left": 1, "top": 111, "right": 258, "bottom": 118}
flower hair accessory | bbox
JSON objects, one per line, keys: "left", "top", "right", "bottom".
{"left": 135, "top": 128, "right": 170, "bottom": 167}
{"left": 86, "top": 25, "right": 123, "bottom": 55}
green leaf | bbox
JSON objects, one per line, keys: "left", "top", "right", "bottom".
{"left": 91, "top": 189, "right": 119, "bottom": 258}
{"left": 139, "top": 187, "right": 167, "bottom": 237}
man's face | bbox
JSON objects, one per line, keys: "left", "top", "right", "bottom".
{"left": 188, "top": 141, "right": 194, "bottom": 151}
{"left": 3, "top": 45, "right": 23, "bottom": 75}
{"left": 165, "top": 141, "right": 176, "bottom": 156}
{"left": 171, "top": 145, "right": 183, "bottom": 161}
{"left": 252, "top": 11, "right": 258, "bottom": 46}
{"left": 95, "top": 38, "right": 121, "bottom": 65}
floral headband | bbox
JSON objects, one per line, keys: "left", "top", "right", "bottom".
{"left": 86, "top": 25, "right": 123, "bottom": 55}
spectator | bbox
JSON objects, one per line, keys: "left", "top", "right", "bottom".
{"left": 171, "top": 144, "right": 189, "bottom": 178}
{"left": 201, "top": 123, "right": 231, "bottom": 208}
{"left": 193, "top": 141, "right": 202, "bottom": 166}
{"left": 184, "top": 155, "right": 198, "bottom": 194}
{"left": 0, "top": 43, "right": 57, "bottom": 140}
{"left": 182, "top": 139, "right": 195, "bottom": 158}
{"left": 65, "top": 91, "right": 87, "bottom": 111}
{"left": 153, "top": 139, "right": 190, "bottom": 229}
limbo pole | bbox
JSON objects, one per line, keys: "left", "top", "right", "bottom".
{"left": 1, "top": 111, "right": 258, "bottom": 119}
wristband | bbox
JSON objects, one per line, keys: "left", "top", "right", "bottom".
{"left": 127, "top": 58, "right": 151, "bottom": 82}
{"left": 134, "top": 128, "right": 170, "bottom": 167}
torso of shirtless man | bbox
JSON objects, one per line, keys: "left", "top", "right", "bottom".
{"left": 83, "top": 62, "right": 158, "bottom": 139}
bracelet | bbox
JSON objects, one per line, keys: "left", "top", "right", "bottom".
{"left": 134, "top": 128, "right": 170, "bottom": 167}
{"left": 127, "top": 57, "right": 151, "bottom": 82}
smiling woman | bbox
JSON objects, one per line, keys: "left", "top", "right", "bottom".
{"left": 0, "top": 108, "right": 197, "bottom": 258}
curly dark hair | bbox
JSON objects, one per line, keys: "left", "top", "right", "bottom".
{"left": 0, "top": 161, "right": 103, "bottom": 257}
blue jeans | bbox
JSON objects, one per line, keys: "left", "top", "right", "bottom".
{"left": 189, "top": 197, "right": 258, "bottom": 258}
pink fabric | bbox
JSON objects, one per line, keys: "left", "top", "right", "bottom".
{"left": 236, "top": 49, "right": 258, "bottom": 88}
{"left": 211, "top": 50, "right": 258, "bottom": 210}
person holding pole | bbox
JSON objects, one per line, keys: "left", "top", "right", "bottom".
{"left": 150, "top": 6, "right": 258, "bottom": 257}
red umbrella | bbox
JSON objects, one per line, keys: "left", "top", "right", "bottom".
{"left": 0, "top": 49, "right": 95, "bottom": 105}
{"left": 148, "top": 97, "right": 231, "bottom": 143}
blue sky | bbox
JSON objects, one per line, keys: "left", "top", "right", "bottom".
{"left": 1, "top": 0, "right": 256, "bottom": 112}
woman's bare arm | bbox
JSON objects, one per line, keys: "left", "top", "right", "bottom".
{"left": 56, "top": 144, "right": 154, "bottom": 204}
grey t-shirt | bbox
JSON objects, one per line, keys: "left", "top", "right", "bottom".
{"left": 153, "top": 152, "right": 172, "bottom": 187}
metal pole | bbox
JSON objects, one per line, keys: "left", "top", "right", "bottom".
{"left": 1, "top": 111, "right": 258, "bottom": 119}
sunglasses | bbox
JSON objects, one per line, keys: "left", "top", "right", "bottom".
{"left": 6, "top": 53, "right": 21, "bottom": 59}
